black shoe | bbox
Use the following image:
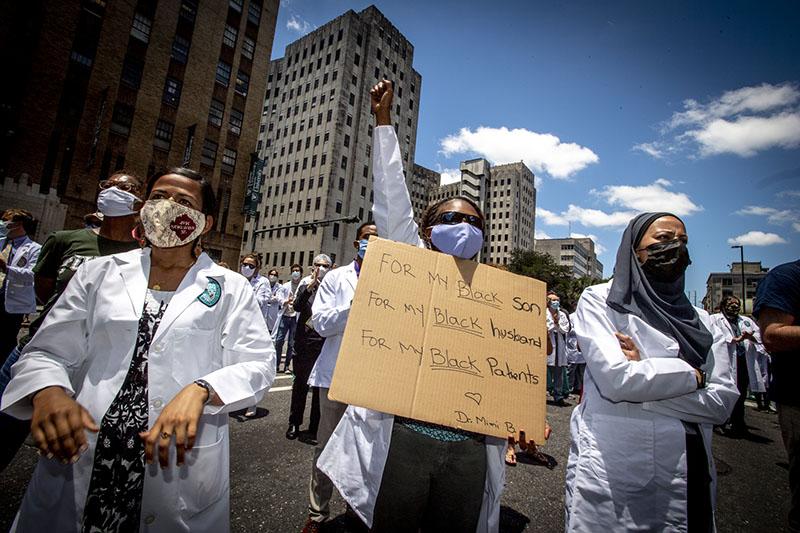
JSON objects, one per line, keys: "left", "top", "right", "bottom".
{"left": 299, "top": 430, "right": 318, "bottom": 445}
{"left": 555, "top": 399, "right": 571, "bottom": 407}
{"left": 286, "top": 424, "right": 299, "bottom": 440}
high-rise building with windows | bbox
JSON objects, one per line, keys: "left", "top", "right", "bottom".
{"left": 534, "top": 237, "right": 604, "bottom": 279}
{"left": 0, "top": 0, "right": 277, "bottom": 263}
{"left": 415, "top": 159, "right": 537, "bottom": 266}
{"left": 243, "top": 5, "right": 421, "bottom": 268}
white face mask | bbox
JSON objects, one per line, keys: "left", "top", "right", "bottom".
{"left": 241, "top": 264, "right": 256, "bottom": 278}
{"left": 317, "top": 266, "right": 329, "bottom": 279}
{"left": 97, "top": 187, "right": 140, "bottom": 217}
{"left": 268, "top": 274, "right": 278, "bottom": 283}
{"left": 291, "top": 271, "right": 301, "bottom": 281}
{"left": 139, "top": 199, "right": 206, "bottom": 248}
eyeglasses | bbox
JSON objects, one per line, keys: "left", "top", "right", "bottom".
{"left": 99, "top": 180, "right": 142, "bottom": 193}
{"left": 313, "top": 263, "right": 330, "bottom": 268}
{"left": 435, "top": 211, "right": 483, "bottom": 230}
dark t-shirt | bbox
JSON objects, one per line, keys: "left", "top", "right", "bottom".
{"left": 754, "top": 259, "right": 800, "bottom": 405}
{"left": 19, "top": 229, "right": 139, "bottom": 349}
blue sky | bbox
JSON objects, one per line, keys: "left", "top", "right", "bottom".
{"left": 273, "top": 0, "right": 800, "bottom": 302}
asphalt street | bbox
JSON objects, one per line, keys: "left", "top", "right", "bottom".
{"left": 0, "top": 374, "right": 790, "bottom": 532}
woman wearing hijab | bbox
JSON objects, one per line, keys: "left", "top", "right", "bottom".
{"left": 565, "top": 212, "right": 738, "bottom": 532}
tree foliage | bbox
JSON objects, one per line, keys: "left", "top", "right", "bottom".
{"left": 507, "top": 249, "right": 606, "bottom": 312}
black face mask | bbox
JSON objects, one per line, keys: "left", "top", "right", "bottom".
{"left": 723, "top": 303, "right": 740, "bottom": 318}
{"left": 640, "top": 239, "right": 691, "bottom": 283}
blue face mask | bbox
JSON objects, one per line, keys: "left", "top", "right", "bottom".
{"left": 430, "top": 223, "right": 484, "bottom": 259}
{"left": 549, "top": 300, "right": 560, "bottom": 311}
{"left": 357, "top": 238, "right": 370, "bottom": 260}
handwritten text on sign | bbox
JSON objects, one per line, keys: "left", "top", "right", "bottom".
{"left": 328, "top": 238, "right": 547, "bottom": 440}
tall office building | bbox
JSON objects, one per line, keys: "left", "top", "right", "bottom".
{"left": 417, "top": 159, "right": 537, "bottom": 266}
{"left": 243, "top": 5, "right": 422, "bottom": 268}
{"left": 534, "top": 237, "right": 604, "bottom": 279}
{"left": 410, "top": 163, "right": 440, "bottom": 221}
{"left": 0, "top": 0, "right": 278, "bottom": 263}
{"left": 702, "top": 261, "right": 769, "bottom": 313}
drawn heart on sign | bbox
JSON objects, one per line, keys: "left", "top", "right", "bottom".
{"left": 464, "top": 392, "right": 482, "bottom": 406}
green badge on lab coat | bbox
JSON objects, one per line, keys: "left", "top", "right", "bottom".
{"left": 198, "top": 278, "right": 221, "bottom": 307}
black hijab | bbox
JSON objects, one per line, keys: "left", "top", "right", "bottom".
{"left": 607, "top": 212, "right": 713, "bottom": 368}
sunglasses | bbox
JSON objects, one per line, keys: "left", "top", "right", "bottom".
{"left": 435, "top": 211, "right": 483, "bottom": 230}
{"left": 99, "top": 180, "right": 142, "bottom": 193}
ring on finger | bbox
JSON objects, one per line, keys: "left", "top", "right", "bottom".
{"left": 161, "top": 432, "right": 171, "bottom": 440}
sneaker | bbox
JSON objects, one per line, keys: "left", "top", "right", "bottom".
{"left": 244, "top": 408, "right": 257, "bottom": 418}
{"left": 284, "top": 368, "right": 293, "bottom": 374}
{"left": 286, "top": 424, "right": 299, "bottom": 440}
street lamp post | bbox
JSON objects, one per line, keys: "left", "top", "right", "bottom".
{"left": 731, "top": 245, "right": 746, "bottom": 312}
{"left": 250, "top": 214, "right": 362, "bottom": 252}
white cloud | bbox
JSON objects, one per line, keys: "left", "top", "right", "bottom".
{"left": 439, "top": 168, "right": 461, "bottom": 186}
{"left": 287, "top": 15, "right": 312, "bottom": 35}
{"left": 562, "top": 205, "right": 636, "bottom": 228}
{"left": 636, "top": 82, "right": 800, "bottom": 158}
{"left": 778, "top": 190, "right": 800, "bottom": 198}
{"left": 534, "top": 229, "right": 552, "bottom": 239}
{"left": 794, "top": 222, "right": 800, "bottom": 232}
{"left": 736, "top": 205, "right": 800, "bottom": 227}
{"left": 727, "top": 231, "right": 787, "bottom": 246}
{"left": 537, "top": 208, "right": 568, "bottom": 226}
{"left": 440, "top": 126, "right": 598, "bottom": 179}
{"left": 593, "top": 179, "right": 703, "bottom": 217}
{"left": 570, "top": 232, "right": 607, "bottom": 254}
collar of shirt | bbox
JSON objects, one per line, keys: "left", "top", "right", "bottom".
{"left": 353, "top": 260, "right": 361, "bottom": 277}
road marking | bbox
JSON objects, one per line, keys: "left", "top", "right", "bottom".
{"left": 269, "top": 385, "right": 293, "bottom": 392}
{"left": 274, "top": 374, "right": 292, "bottom": 381}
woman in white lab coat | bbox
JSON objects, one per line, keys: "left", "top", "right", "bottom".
{"left": 1, "top": 168, "right": 276, "bottom": 533}
{"left": 317, "top": 80, "right": 510, "bottom": 532}
{"left": 565, "top": 212, "right": 738, "bottom": 532}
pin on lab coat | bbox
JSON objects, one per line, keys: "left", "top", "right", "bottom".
{"left": 2, "top": 235, "right": 42, "bottom": 314}
{"left": 710, "top": 313, "right": 769, "bottom": 393}
{"left": 565, "top": 282, "right": 738, "bottom": 532}
{"left": 316, "top": 125, "right": 506, "bottom": 531}
{"left": 1, "top": 248, "right": 276, "bottom": 533}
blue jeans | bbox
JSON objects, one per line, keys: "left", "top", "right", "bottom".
{"left": 0, "top": 346, "right": 29, "bottom": 471}
{"left": 274, "top": 315, "right": 297, "bottom": 370}
{"left": 547, "top": 365, "right": 567, "bottom": 402}
{"left": 0, "top": 345, "right": 21, "bottom": 396}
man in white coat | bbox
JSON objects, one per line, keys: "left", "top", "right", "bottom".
{"left": 0, "top": 209, "right": 41, "bottom": 366}
{"left": 546, "top": 291, "right": 571, "bottom": 406}
{"left": 711, "top": 295, "right": 771, "bottom": 435}
{"left": 301, "top": 221, "right": 377, "bottom": 533}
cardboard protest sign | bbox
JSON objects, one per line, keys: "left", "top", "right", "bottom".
{"left": 328, "top": 237, "right": 547, "bottom": 441}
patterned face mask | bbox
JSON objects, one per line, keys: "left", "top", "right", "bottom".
{"left": 139, "top": 199, "right": 206, "bottom": 248}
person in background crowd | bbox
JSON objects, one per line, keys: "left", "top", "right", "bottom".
{"left": 712, "top": 295, "right": 771, "bottom": 437}
{"left": 82, "top": 212, "right": 103, "bottom": 229}
{"left": 275, "top": 263, "right": 304, "bottom": 373}
{"left": 547, "top": 291, "right": 571, "bottom": 407}
{"left": 566, "top": 212, "right": 737, "bottom": 531}
{"left": 286, "top": 254, "right": 332, "bottom": 443}
{"left": 301, "top": 222, "right": 377, "bottom": 533}
{"left": 264, "top": 268, "right": 285, "bottom": 335}
{"left": 565, "top": 312, "right": 585, "bottom": 397}
{"left": 754, "top": 259, "right": 800, "bottom": 532}
{"left": 241, "top": 252, "right": 271, "bottom": 418}
{"left": 0, "top": 172, "right": 143, "bottom": 472}
{"left": 218, "top": 261, "right": 231, "bottom": 269}
{"left": 1, "top": 167, "right": 275, "bottom": 532}
{"left": 0, "top": 209, "right": 41, "bottom": 366}
{"left": 316, "top": 80, "right": 525, "bottom": 533}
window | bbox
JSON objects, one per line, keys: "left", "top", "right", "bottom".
{"left": 242, "top": 36, "right": 255, "bottom": 60}
{"left": 154, "top": 119, "right": 174, "bottom": 149}
{"left": 248, "top": 1, "right": 262, "bottom": 25}
{"left": 229, "top": 108, "right": 243, "bottom": 135}
{"left": 349, "top": 93, "right": 355, "bottom": 105}
{"left": 340, "top": 156, "right": 347, "bottom": 170}
{"left": 110, "top": 102, "right": 134, "bottom": 136}
{"left": 171, "top": 35, "right": 190, "bottom": 64}
{"left": 332, "top": 222, "right": 340, "bottom": 239}
{"left": 208, "top": 98, "right": 224, "bottom": 127}
{"left": 354, "top": 53, "right": 360, "bottom": 66}
{"left": 235, "top": 70, "right": 250, "bottom": 95}
{"left": 162, "top": 77, "right": 182, "bottom": 107}
{"left": 335, "top": 201, "right": 342, "bottom": 214}
{"left": 356, "top": 34, "right": 363, "bottom": 46}
{"left": 346, "top": 114, "right": 353, "bottom": 126}
{"left": 216, "top": 60, "right": 232, "bottom": 86}
{"left": 121, "top": 56, "right": 143, "bottom": 88}
{"left": 338, "top": 177, "right": 345, "bottom": 191}
{"left": 344, "top": 134, "right": 350, "bottom": 147}
{"left": 223, "top": 24, "right": 238, "bottom": 48}
{"left": 315, "top": 197, "right": 321, "bottom": 210}
{"left": 180, "top": 0, "right": 198, "bottom": 22}
{"left": 221, "top": 148, "right": 237, "bottom": 174}
{"left": 229, "top": 0, "right": 243, "bottom": 12}
{"left": 130, "top": 13, "right": 151, "bottom": 43}
{"left": 201, "top": 139, "right": 218, "bottom": 166}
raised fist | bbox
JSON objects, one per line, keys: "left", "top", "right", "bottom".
{"left": 370, "top": 79, "right": 393, "bottom": 126}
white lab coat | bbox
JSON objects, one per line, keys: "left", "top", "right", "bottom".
{"left": 2, "top": 236, "right": 41, "bottom": 314}
{"left": 547, "top": 309, "right": 571, "bottom": 366}
{"left": 566, "top": 313, "right": 584, "bottom": 365}
{"left": 565, "top": 281, "right": 738, "bottom": 532}
{"left": 308, "top": 262, "right": 358, "bottom": 388}
{"left": 265, "top": 280, "right": 286, "bottom": 335}
{"left": 317, "top": 125, "right": 506, "bottom": 532}
{"left": 710, "top": 313, "right": 769, "bottom": 393}
{"left": 1, "top": 248, "right": 276, "bottom": 533}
